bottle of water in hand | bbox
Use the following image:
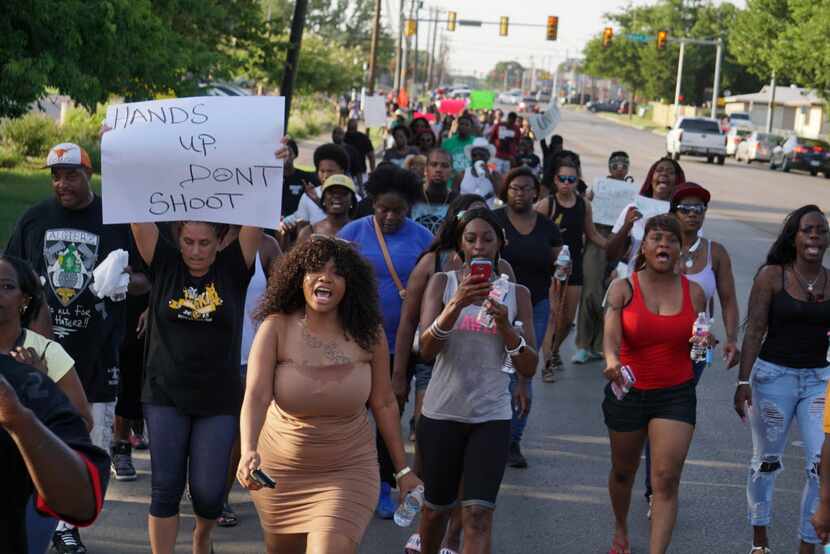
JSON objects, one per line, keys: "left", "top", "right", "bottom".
{"left": 690, "top": 312, "right": 711, "bottom": 363}
{"left": 554, "top": 245, "right": 571, "bottom": 282}
{"left": 394, "top": 485, "right": 425, "bottom": 527}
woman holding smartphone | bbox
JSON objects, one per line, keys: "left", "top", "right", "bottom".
{"left": 602, "top": 215, "right": 709, "bottom": 554}
{"left": 416, "top": 208, "right": 538, "bottom": 554}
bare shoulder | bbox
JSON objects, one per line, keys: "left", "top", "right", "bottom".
{"left": 606, "top": 277, "right": 632, "bottom": 308}
{"left": 754, "top": 264, "right": 782, "bottom": 291}
{"left": 687, "top": 278, "right": 706, "bottom": 305}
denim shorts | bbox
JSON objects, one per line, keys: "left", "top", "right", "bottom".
{"left": 602, "top": 380, "right": 696, "bottom": 433}
{"left": 414, "top": 362, "right": 433, "bottom": 392}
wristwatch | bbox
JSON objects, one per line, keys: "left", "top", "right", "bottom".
{"left": 505, "top": 335, "right": 527, "bottom": 356}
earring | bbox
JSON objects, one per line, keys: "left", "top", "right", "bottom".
{"left": 19, "top": 303, "right": 28, "bottom": 315}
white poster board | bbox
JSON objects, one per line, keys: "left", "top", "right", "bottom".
{"left": 591, "top": 178, "right": 640, "bottom": 226}
{"left": 101, "top": 96, "right": 284, "bottom": 228}
{"left": 528, "top": 99, "right": 561, "bottom": 141}
{"left": 364, "top": 95, "right": 387, "bottom": 128}
{"left": 634, "top": 195, "right": 671, "bottom": 222}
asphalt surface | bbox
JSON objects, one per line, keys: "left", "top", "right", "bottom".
{"left": 84, "top": 108, "right": 830, "bottom": 553}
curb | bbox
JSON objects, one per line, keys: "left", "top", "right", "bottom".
{"left": 595, "top": 113, "right": 667, "bottom": 137}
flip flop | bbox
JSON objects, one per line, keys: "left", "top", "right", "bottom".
{"left": 405, "top": 533, "right": 421, "bottom": 553}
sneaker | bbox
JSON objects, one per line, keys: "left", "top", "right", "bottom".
{"left": 111, "top": 441, "right": 137, "bottom": 481}
{"left": 376, "top": 482, "right": 396, "bottom": 519}
{"left": 542, "top": 364, "right": 556, "bottom": 383}
{"left": 571, "top": 349, "right": 591, "bottom": 364}
{"left": 550, "top": 352, "right": 564, "bottom": 371}
{"left": 507, "top": 441, "right": 528, "bottom": 468}
{"left": 52, "top": 527, "right": 87, "bottom": 553}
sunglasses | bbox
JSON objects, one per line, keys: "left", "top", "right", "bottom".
{"left": 675, "top": 204, "right": 707, "bottom": 215}
{"left": 556, "top": 175, "right": 579, "bottom": 184}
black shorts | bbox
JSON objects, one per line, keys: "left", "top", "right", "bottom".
{"left": 417, "top": 416, "right": 510, "bottom": 511}
{"left": 567, "top": 252, "right": 584, "bottom": 286}
{"left": 602, "top": 380, "right": 696, "bottom": 433}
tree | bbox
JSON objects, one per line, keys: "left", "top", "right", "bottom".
{"left": 782, "top": 0, "right": 830, "bottom": 99}
{"left": 484, "top": 61, "right": 525, "bottom": 89}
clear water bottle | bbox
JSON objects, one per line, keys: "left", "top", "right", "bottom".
{"left": 826, "top": 331, "right": 830, "bottom": 364}
{"left": 690, "top": 312, "right": 711, "bottom": 363}
{"left": 477, "top": 274, "right": 510, "bottom": 328}
{"left": 501, "top": 321, "right": 523, "bottom": 374}
{"left": 554, "top": 245, "right": 571, "bottom": 281}
{"left": 394, "top": 485, "right": 424, "bottom": 527}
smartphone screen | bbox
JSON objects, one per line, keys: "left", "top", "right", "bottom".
{"left": 470, "top": 259, "right": 493, "bottom": 282}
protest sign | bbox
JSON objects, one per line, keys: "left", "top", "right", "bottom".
{"left": 528, "top": 99, "right": 561, "bottom": 141}
{"left": 364, "top": 95, "right": 387, "bottom": 128}
{"left": 469, "top": 90, "right": 496, "bottom": 110}
{"left": 439, "top": 99, "right": 467, "bottom": 115}
{"left": 634, "top": 195, "right": 671, "bottom": 222}
{"left": 591, "top": 178, "right": 640, "bottom": 226}
{"left": 102, "top": 96, "right": 283, "bottom": 228}
{"left": 413, "top": 111, "right": 437, "bottom": 123}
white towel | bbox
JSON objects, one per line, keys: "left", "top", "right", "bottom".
{"left": 90, "top": 249, "right": 130, "bottom": 301}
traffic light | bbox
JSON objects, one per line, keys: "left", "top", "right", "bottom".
{"left": 602, "top": 27, "right": 613, "bottom": 48}
{"left": 499, "top": 16, "right": 509, "bottom": 37}
{"left": 546, "top": 16, "right": 559, "bottom": 41}
{"left": 447, "top": 11, "right": 457, "bottom": 32}
{"left": 405, "top": 18, "right": 417, "bottom": 37}
{"left": 657, "top": 30, "right": 668, "bottom": 49}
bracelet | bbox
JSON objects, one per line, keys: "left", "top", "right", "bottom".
{"left": 505, "top": 334, "right": 526, "bottom": 356}
{"left": 394, "top": 466, "right": 412, "bottom": 482}
{"left": 428, "top": 320, "right": 452, "bottom": 340}
{"left": 737, "top": 380, "right": 751, "bottom": 387}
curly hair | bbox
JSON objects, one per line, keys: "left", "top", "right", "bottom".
{"left": 0, "top": 255, "right": 44, "bottom": 328}
{"left": 313, "top": 143, "right": 350, "bottom": 173}
{"left": 254, "top": 236, "right": 382, "bottom": 352}
{"left": 365, "top": 163, "right": 422, "bottom": 206}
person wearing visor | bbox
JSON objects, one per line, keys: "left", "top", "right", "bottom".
{"left": 297, "top": 175, "right": 359, "bottom": 241}
{"left": 458, "top": 138, "right": 501, "bottom": 208}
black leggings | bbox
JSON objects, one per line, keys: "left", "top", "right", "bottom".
{"left": 144, "top": 404, "right": 237, "bottom": 519}
{"left": 417, "top": 416, "right": 511, "bottom": 510}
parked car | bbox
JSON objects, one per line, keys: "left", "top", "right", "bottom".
{"left": 726, "top": 127, "right": 753, "bottom": 157}
{"left": 735, "top": 132, "right": 784, "bottom": 163}
{"left": 518, "top": 96, "right": 539, "bottom": 113}
{"left": 565, "top": 93, "right": 592, "bottom": 105}
{"left": 586, "top": 99, "right": 622, "bottom": 113}
{"left": 498, "top": 89, "right": 522, "bottom": 105}
{"left": 666, "top": 117, "right": 726, "bottom": 164}
{"left": 769, "top": 136, "right": 830, "bottom": 177}
{"left": 727, "top": 112, "right": 752, "bottom": 130}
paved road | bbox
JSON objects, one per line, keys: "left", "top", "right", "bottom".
{"left": 85, "top": 108, "right": 830, "bottom": 553}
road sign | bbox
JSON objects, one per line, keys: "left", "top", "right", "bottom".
{"left": 625, "top": 33, "right": 652, "bottom": 42}
{"left": 458, "top": 19, "right": 482, "bottom": 27}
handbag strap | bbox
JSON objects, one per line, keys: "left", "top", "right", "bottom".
{"left": 372, "top": 217, "right": 407, "bottom": 299}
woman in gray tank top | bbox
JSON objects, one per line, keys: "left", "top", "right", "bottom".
{"left": 414, "top": 208, "right": 538, "bottom": 554}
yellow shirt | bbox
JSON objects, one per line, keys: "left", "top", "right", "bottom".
{"left": 21, "top": 329, "right": 75, "bottom": 383}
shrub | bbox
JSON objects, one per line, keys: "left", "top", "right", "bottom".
{"left": 0, "top": 144, "right": 24, "bottom": 168}
{"left": 59, "top": 106, "right": 106, "bottom": 171}
{"left": 0, "top": 114, "right": 59, "bottom": 157}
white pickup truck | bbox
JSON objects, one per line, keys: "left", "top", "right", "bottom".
{"left": 666, "top": 117, "right": 727, "bottom": 165}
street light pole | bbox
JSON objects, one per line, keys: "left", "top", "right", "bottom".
{"left": 710, "top": 38, "right": 722, "bottom": 119}
{"left": 672, "top": 41, "right": 686, "bottom": 124}
{"left": 367, "top": 0, "right": 383, "bottom": 95}
{"left": 281, "top": 0, "right": 309, "bottom": 125}
{"left": 393, "top": 0, "right": 404, "bottom": 91}
{"left": 766, "top": 70, "right": 777, "bottom": 133}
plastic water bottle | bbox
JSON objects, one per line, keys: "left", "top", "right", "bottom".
{"left": 690, "top": 312, "right": 711, "bottom": 363}
{"left": 477, "top": 274, "right": 510, "bottom": 328}
{"left": 554, "top": 245, "right": 571, "bottom": 281}
{"left": 394, "top": 485, "right": 424, "bottom": 527}
{"left": 501, "top": 321, "right": 524, "bottom": 374}
{"left": 826, "top": 331, "right": 830, "bottom": 364}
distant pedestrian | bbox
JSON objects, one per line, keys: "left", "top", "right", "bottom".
{"left": 489, "top": 112, "right": 521, "bottom": 174}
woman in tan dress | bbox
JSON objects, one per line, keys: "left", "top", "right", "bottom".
{"left": 238, "top": 235, "right": 422, "bottom": 553}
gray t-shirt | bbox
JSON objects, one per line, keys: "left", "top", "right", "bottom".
{"left": 422, "top": 271, "right": 518, "bottom": 423}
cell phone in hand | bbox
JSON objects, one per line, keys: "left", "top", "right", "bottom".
{"left": 251, "top": 468, "right": 277, "bottom": 489}
{"left": 469, "top": 258, "right": 493, "bottom": 282}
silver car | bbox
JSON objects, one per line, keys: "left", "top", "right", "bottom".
{"left": 735, "top": 132, "right": 784, "bottom": 163}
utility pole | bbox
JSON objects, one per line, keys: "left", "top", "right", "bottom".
{"left": 393, "top": 0, "right": 404, "bottom": 91}
{"left": 413, "top": 0, "right": 420, "bottom": 96}
{"left": 281, "top": 0, "right": 309, "bottom": 125}
{"left": 427, "top": 7, "right": 439, "bottom": 89}
{"left": 766, "top": 70, "right": 777, "bottom": 133}
{"left": 672, "top": 41, "right": 686, "bottom": 124}
{"left": 367, "top": 0, "right": 383, "bottom": 95}
{"left": 710, "top": 38, "right": 722, "bottom": 119}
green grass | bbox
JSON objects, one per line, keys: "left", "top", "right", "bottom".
{"left": 598, "top": 111, "right": 666, "bottom": 134}
{"left": 0, "top": 168, "right": 102, "bottom": 246}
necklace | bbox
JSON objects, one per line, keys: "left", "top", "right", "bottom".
{"left": 423, "top": 186, "right": 449, "bottom": 206}
{"left": 792, "top": 265, "right": 825, "bottom": 301}
{"left": 683, "top": 237, "right": 702, "bottom": 269}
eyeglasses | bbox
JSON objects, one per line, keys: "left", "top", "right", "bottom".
{"left": 675, "top": 204, "right": 707, "bottom": 215}
{"left": 556, "top": 175, "right": 578, "bottom": 184}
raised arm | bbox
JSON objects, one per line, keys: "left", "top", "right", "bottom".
{"left": 130, "top": 223, "right": 159, "bottom": 266}
{"left": 237, "top": 316, "right": 279, "bottom": 491}
{"left": 238, "top": 226, "right": 264, "bottom": 270}
{"left": 606, "top": 206, "right": 641, "bottom": 262}
{"left": 712, "top": 241, "right": 740, "bottom": 368}
{"left": 583, "top": 200, "right": 608, "bottom": 249}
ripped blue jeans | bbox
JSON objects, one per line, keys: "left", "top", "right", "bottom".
{"left": 746, "top": 358, "right": 830, "bottom": 544}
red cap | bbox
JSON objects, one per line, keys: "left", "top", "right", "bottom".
{"left": 671, "top": 182, "right": 710, "bottom": 208}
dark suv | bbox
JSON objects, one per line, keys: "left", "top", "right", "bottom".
{"left": 769, "top": 136, "right": 830, "bottom": 177}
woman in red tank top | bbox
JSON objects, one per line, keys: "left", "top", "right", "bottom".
{"left": 601, "top": 214, "right": 710, "bottom": 554}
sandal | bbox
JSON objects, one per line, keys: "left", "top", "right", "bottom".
{"left": 217, "top": 503, "right": 238, "bottom": 527}
{"left": 405, "top": 533, "right": 421, "bottom": 553}
{"left": 749, "top": 547, "right": 770, "bottom": 554}
{"left": 609, "top": 536, "right": 631, "bottom": 554}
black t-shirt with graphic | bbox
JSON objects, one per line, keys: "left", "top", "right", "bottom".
{"left": 5, "top": 195, "right": 130, "bottom": 402}
{"left": 0, "top": 355, "right": 109, "bottom": 552}
{"left": 143, "top": 237, "right": 253, "bottom": 416}
{"left": 281, "top": 168, "right": 319, "bottom": 218}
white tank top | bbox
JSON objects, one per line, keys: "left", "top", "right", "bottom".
{"left": 685, "top": 239, "right": 717, "bottom": 304}
{"left": 241, "top": 251, "right": 268, "bottom": 366}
